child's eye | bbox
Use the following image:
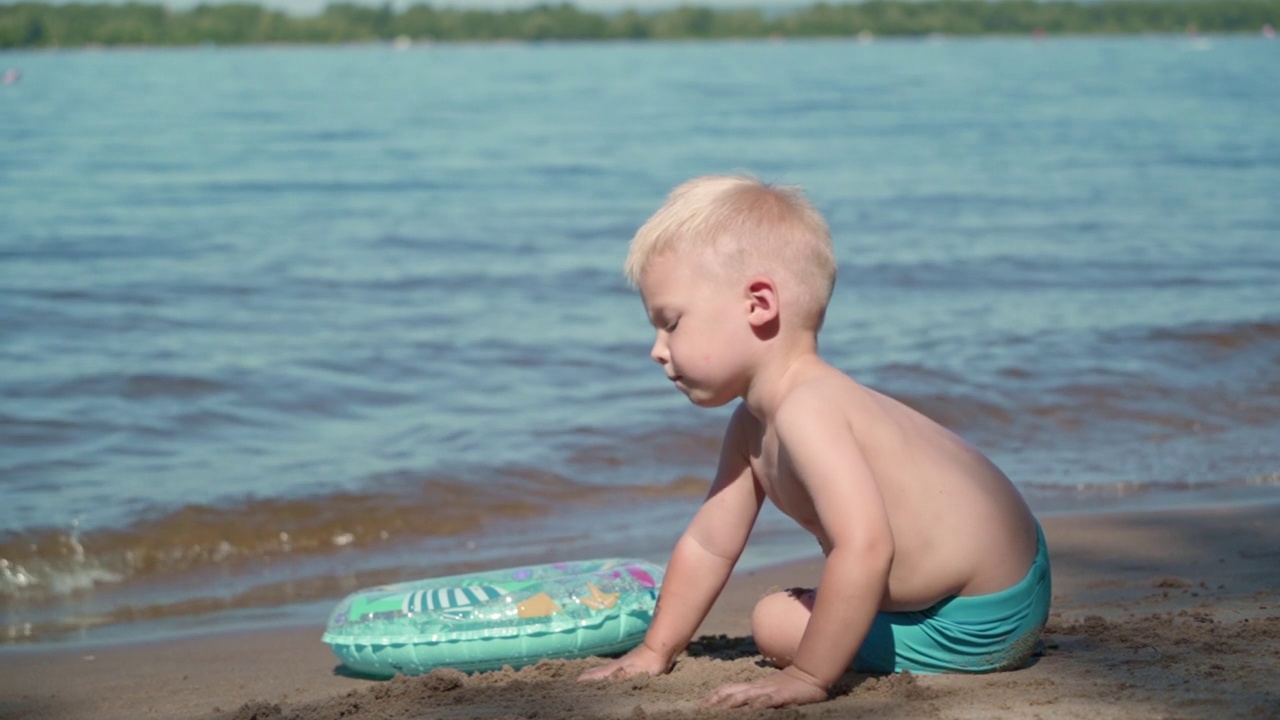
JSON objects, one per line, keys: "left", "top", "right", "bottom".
{"left": 665, "top": 320, "right": 679, "bottom": 332}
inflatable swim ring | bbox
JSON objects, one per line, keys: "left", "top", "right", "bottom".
{"left": 322, "top": 557, "right": 663, "bottom": 677}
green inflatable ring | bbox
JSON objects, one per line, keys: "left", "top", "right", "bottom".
{"left": 322, "top": 558, "right": 663, "bottom": 677}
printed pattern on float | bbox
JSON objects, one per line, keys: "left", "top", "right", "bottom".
{"left": 402, "top": 585, "right": 506, "bottom": 614}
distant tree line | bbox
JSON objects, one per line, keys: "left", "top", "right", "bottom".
{"left": 2, "top": 0, "right": 1277, "bottom": 49}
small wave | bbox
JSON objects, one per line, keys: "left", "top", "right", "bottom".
{"left": 533, "top": 162, "right": 610, "bottom": 179}
{"left": 1024, "top": 472, "right": 1280, "bottom": 498}
{"left": 200, "top": 178, "right": 448, "bottom": 195}
{"left": 10, "top": 373, "right": 230, "bottom": 401}
{"left": 1146, "top": 318, "right": 1280, "bottom": 353}
{"left": 0, "top": 521, "right": 125, "bottom": 603}
{"left": 847, "top": 256, "right": 1261, "bottom": 292}
{"left": 292, "top": 128, "right": 385, "bottom": 142}
{"left": 876, "top": 308, "right": 1280, "bottom": 437}
{"left": 1167, "top": 154, "right": 1280, "bottom": 171}
{"left": 566, "top": 426, "right": 722, "bottom": 471}
{"left": 121, "top": 374, "right": 229, "bottom": 400}
{"left": 890, "top": 379, "right": 1279, "bottom": 442}
{"left": 1016, "top": 472, "right": 1280, "bottom": 517}
{"left": 887, "top": 391, "right": 1017, "bottom": 433}
{"left": 0, "top": 413, "right": 86, "bottom": 446}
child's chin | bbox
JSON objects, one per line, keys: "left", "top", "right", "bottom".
{"left": 685, "top": 390, "right": 734, "bottom": 409}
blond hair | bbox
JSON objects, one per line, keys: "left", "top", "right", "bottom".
{"left": 625, "top": 175, "right": 836, "bottom": 331}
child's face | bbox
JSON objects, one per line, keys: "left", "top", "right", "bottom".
{"left": 638, "top": 250, "right": 755, "bottom": 408}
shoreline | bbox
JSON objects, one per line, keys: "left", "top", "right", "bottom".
{"left": 4, "top": 490, "right": 1277, "bottom": 655}
{"left": 2, "top": 501, "right": 1278, "bottom": 719}
{"left": 3, "top": 31, "right": 1273, "bottom": 52}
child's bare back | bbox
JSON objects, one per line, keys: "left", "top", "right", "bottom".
{"left": 750, "top": 358, "right": 1040, "bottom": 609}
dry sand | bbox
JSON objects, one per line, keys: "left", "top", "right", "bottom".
{"left": 2, "top": 503, "right": 1277, "bottom": 720}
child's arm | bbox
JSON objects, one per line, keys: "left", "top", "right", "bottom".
{"left": 579, "top": 405, "right": 764, "bottom": 680}
{"left": 707, "top": 390, "right": 894, "bottom": 708}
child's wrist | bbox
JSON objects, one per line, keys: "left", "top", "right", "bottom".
{"left": 639, "top": 641, "right": 677, "bottom": 669}
{"left": 781, "top": 664, "right": 830, "bottom": 693}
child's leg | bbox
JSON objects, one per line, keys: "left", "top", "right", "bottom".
{"left": 750, "top": 588, "right": 815, "bottom": 667}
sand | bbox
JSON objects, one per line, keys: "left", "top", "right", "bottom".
{"left": 2, "top": 502, "right": 1277, "bottom": 720}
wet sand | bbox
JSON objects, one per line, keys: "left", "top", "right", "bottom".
{"left": 2, "top": 502, "right": 1277, "bottom": 719}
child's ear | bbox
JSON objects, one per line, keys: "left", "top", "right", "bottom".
{"left": 745, "top": 277, "right": 779, "bottom": 328}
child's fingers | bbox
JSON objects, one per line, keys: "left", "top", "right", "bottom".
{"left": 703, "top": 681, "right": 753, "bottom": 708}
{"left": 704, "top": 674, "right": 826, "bottom": 709}
{"left": 576, "top": 663, "right": 618, "bottom": 681}
{"left": 576, "top": 659, "right": 640, "bottom": 682}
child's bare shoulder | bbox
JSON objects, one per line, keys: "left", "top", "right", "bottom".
{"left": 770, "top": 367, "right": 871, "bottom": 463}
{"left": 773, "top": 363, "right": 871, "bottom": 427}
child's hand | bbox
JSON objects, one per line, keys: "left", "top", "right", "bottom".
{"left": 576, "top": 643, "right": 672, "bottom": 682}
{"left": 703, "top": 667, "right": 829, "bottom": 709}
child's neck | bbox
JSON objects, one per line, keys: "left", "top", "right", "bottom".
{"left": 741, "top": 336, "right": 823, "bottom": 421}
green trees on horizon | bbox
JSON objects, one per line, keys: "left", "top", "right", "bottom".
{"left": 2, "top": 0, "right": 1277, "bottom": 49}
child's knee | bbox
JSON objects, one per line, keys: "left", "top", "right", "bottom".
{"left": 750, "top": 591, "right": 787, "bottom": 633}
{"left": 751, "top": 589, "right": 813, "bottom": 666}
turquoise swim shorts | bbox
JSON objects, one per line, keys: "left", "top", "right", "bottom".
{"left": 853, "top": 522, "right": 1052, "bottom": 674}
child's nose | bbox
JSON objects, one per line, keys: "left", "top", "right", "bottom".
{"left": 650, "top": 335, "right": 668, "bottom": 365}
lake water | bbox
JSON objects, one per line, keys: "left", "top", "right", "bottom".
{"left": 1, "top": 35, "right": 1278, "bottom": 647}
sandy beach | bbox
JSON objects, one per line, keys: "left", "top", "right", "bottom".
{"left": 2, "top": 502, "right": 1277, "bottom": 720}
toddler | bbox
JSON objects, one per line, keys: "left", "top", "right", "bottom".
{"left": 578, "top": 175, "right": 1050, "bottom": 709}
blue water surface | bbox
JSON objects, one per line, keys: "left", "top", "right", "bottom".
{"left": 1, "top": 35, "right": 1278, "bottom": 643}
